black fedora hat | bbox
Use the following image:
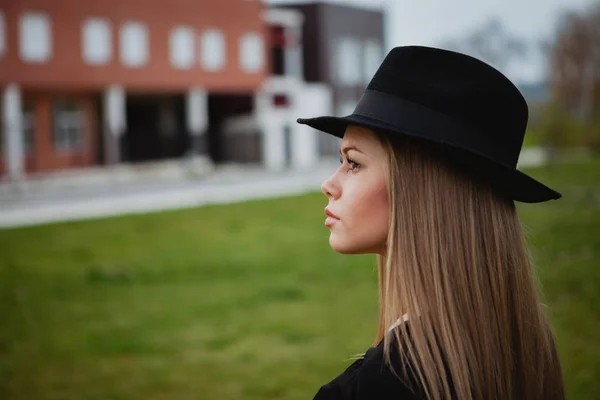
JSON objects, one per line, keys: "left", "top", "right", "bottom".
{"left": 297, "top": 45, "right": 561, "bottom": 203}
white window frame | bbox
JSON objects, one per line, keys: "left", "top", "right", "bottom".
{"left": 53, "top": 102, "right": 85, "bottom": 151}
{"left": 19, "top": 12, "right": 52, "bottom": 63}
{"left": 119, "top": 21, "right": 149, "bottom": 68}
{"left": 200, "top": 29, "right": 226, "bottom": 72}
{"left": 169, "top": 25, "right": 195, "bottom": 70}
{"left": 82, "top": 17, "right": 112, "bottom": 65}
{"left": 240, "top": 32, "right": 264, "bottom": 73}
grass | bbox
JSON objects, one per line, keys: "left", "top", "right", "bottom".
{"left": 0, "top": 158, "right": 599, "bottom": 400}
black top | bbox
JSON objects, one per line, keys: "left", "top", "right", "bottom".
{"left": 312, "top": 332, "right": 426, "bottom": 400}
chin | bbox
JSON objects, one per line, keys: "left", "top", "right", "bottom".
{"left": 329, "top": 235, "right": 371, "bottom": 255}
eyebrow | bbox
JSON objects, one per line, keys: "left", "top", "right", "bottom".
{"left": 339, "top": 145, "right": 365, "bottom": 155}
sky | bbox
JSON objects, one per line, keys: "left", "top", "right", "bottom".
{"left": 267, "top": 0, "right": 597, "bottom": 84}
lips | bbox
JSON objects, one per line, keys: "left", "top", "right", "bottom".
{"left": 325, "top": 208, "right": 340, "bottom": 220}
{"left": 324, "top": 208, "right": 340, "bottom": 227}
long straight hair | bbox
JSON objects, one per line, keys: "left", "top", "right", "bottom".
{"left": 374, "top": 133, "right": 565, "bottom": 400}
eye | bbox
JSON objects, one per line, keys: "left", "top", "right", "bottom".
{"left": 342, "top": 157, "right": 361, "bottom": 173}
{"left": 348, "top": 158, "right": 361, "bottom": 170}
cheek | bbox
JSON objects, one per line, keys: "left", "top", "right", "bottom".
{"left": 330, "top": 178, "right": 389, "bottom": 254}
{"left": 352, "top": 181, "right": 388, "bottom": 233}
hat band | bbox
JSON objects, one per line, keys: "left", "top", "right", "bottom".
{"left": 352, "top": 89, "right": 518, "bottom": 168}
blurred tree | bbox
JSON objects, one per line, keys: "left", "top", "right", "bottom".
{"left": 548, "top": 3, "right": 600, "bottom": 150}
{"left": 535, "top": 101, "right": 589, "bottom": 161}
{"left": 439, "top": 17, "right": 528, "bottom": 72}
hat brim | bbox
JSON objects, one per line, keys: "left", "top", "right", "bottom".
{"left": 297, "top": 114, "right": 561, "bottom": 203}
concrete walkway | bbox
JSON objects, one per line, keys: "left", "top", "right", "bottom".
{"left": 0, "top": 147, "right": 549, "bottom": 229}
{"left": 0, "top": 160, "right": 340, "bottom": 229}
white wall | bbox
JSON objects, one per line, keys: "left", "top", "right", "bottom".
{"left": 293, "top": 84, "right": 333, "bottom": 168}
{"left": 255, "top": 77, "right": 333, "bottom": 170}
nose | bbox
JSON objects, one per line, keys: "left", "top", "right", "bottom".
{"left": 321, "top": 174, "right": 340, "bottom": 199}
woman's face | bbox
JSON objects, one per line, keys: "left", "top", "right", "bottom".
{"left": 321, "top": 125, "right": 389, "bottom": 255}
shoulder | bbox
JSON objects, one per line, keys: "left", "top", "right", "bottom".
{"left": 354, "top": 338, "right": 424, "bottom": 399}
{"left": 313, "top": 334, "right": 425, "bottom": 400}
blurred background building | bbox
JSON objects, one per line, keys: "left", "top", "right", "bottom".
{"left": 0, "top": 0, "right": 385, "bottom": 182}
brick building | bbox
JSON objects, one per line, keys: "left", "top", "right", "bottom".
{"left": 0, "top": 0, "right": 383, "bottom": 181}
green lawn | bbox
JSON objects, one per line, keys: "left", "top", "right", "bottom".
{"left": 0, "top": 158, "right": 598, "bottom": 400}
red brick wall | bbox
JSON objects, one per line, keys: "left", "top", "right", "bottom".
{"left": 0, "top": 0, "right": 268, "bottom": 175}
{"left": 0, "top": 0, "right": 267, "bottom": 92}
{"left": 0, "top": 92, "right": 98, "bottom": 175}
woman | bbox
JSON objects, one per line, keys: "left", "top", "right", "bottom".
{"left": 296, "top": 46, "right": 565, "bottom": 400}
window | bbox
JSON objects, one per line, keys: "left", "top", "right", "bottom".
{"left": 0, "top": 102, "right": 36, "bottom": 154}
{"left": 119, "top": 21, "right": 149, "bottom": 68}
{"left": 0, "top": 10, "right": 6, "bottom": 58}
{"left": 170, "top": 26, "right": 195, "bottom": 69}
{"left": 22, "top": 102, "right": 35, "bottom": 153}
{"left": 333, "top": 37, "right": 361, "bottom": 86}
{"left": 364, "top": 40, "right": 383, "bottom": 84}
{"left": 269, "top": 26, "right": 285, "bottom": 75}
{"left": 19, "top": 12, "right": 52, "bottom": 63}
{"left": 82, "top": 18, "right": 112, "bottom": 65}
{"left": 200, "top": 29, "right": 225, "bottom": 71}
{"left": 52, "top": 101, "right": 85, "bottom": 151}
{"left": 240, "top": 32, "right": 264, "bottom": 73}
{"left": 273, "top": 94, "right": 289, "bottom": 108}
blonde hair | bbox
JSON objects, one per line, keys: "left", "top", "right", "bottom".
{"left": 374, "top": 133, "right": 565, "bottom": 400}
